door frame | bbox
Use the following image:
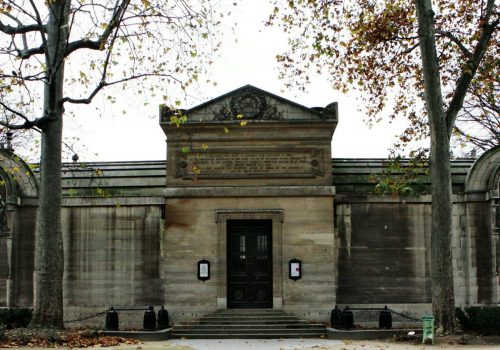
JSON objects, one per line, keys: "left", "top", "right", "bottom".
{"left": 216, "top": 210, "right": 284, "bottom": 309}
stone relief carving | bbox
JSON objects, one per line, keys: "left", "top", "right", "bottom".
{"left": 322, "top": 102, "right": 338, "bottom": 120}
{"left": 214, "top": 87, "right": 282, "bottom": 121}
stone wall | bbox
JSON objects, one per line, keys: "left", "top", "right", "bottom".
{"left": 11, "top": 207, "right": 37, "bottom": 307}
{"left": 335, "top": 200, "right": 431, "bottom": 304}
{"left": 334, "top": 193, "right": 498, "bottom": 315}
{"left": 61, "top": 205, "right": 163, "bottom": 320}
{"left": 163, "top": 195, "right": 335, "bottom": 322}
{"left": 465, "top": 201, "right": 495, "bottom": 304}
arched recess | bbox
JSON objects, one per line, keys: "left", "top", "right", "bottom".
{"left": 465, "top": 145, "right": 500, "bottom": 195}
{"left": 0, "top": 150, "right": 38, "bottom": 306}
{"left": 0, "top": 150, "right": 38, "bottom": 201}
{"left": 464, "top": 145, "right": 500, "bottom": 304}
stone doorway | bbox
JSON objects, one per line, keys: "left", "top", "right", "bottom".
{"left": 227, "top": 219, "right": 273, "bottom": 308}
{"left": 216, "top": 209, "right": 284, "bottom": 310}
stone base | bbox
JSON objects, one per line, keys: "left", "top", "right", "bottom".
{"left": 102, "top": 328, "right": 171, "bottom": 341}
{"left": 327, "top": 328, "right": 422, "bottom": 340}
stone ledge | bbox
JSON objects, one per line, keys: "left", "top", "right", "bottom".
{"left": 21, "top": 196, "right": 167, "bottom": 207}
{"left": 164, "top": 186, "right": 336, "bottom": 198}
{"left": 61, "top": 196, "right": 164, "bottom": 207}
{"left": 334, "top": 194, "right": 471, "bottom": 203}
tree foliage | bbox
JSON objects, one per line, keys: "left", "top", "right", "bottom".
{"left": 370, "top": 154, "right": 428, "bottom": 197}
{"left": 0, "top": 0, "right": 226, "bottom": 328}
{"left": 268, "top": 0, "right": 499, "bottom": 154}
{"left": 268, "top": 0, "right": 498, "bottom": 334}
{"left": 0, "top": 0, "right": 222, "bottom": 130}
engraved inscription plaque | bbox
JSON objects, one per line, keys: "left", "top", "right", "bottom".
{"left": 176, "top": 148, "right": 324, "bottom": 179}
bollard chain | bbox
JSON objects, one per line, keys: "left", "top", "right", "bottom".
{"left": 387, "top": 308, "right": 421, "bottom": 322}
{"left": 64, "top": 309, "right": 109, "bottom": 324}
{"left": 346, "top": 306, "right": 421, "bottom": 322}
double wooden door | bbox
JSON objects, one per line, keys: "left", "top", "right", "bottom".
{"left": 227, "top": 220, "right": 272, "bottom": 308}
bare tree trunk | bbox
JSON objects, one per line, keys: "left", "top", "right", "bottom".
{"left": 30, "top": 1, "right": 69, "bottom": 329}
{"left": 416, "top": 0, "right": 456, "bottom": 334}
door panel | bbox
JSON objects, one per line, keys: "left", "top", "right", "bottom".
{"left": 227, "top": 220, "right": 272, "bottom": 308}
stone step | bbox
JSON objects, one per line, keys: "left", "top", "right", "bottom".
{"left": 170, "top": 333, "right": 326, "bottom": 339}
{"left": 174, "top": 324, "right": 325, "bottom": 330}
{"left": 205, "top": 313, "right": 293, "bottom": 318}
{"left": 198, "top": 317, "right": 304, "bottom": 324}
{"left": 173, "top": 328, "right": 324, "bottom": 335}
{"left": 211, "top": 309, "right": 289, "bottom": 314}
{"left": 171, "top": 309, "right": 326, "bottom": 339}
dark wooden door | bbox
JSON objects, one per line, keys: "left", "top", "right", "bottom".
{"left": 227, "top": 220, "right": 272, "bottom": 308}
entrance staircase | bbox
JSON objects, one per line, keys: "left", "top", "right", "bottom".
{"left": 170, "top": 309, "right": 326, "bottom": 339}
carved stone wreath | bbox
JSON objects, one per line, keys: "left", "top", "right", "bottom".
{"left": 215, "top": 88, "right": 282, "bottom": 120}
{"left": 230, "top": 91, "right": 267, "bottom": 119}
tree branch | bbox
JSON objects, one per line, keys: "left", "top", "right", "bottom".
{"left": 60, "top": 81, "right": 107, "bottom": 105}
{"left": 28, "top": 0, "right": 50, "bottom": 67}
{"left": 445, "top": 1, "right": 499, "bottom": 135}
{"left": 0, "top": 93, "right": 56, "bottom": 130}
{"left": 402, "top": 42, "right": 420, "bottom": 54}
{"left": 0, "top": 117, "right": 43, "bottom": 133}
{"left": 64, "top": 0, "right": 130, "bottom": 56}
{"left": 453, "top": 124, "right": 498, "bottom": 151}
{"left": 436, "top": 29, "right": 472, "bottom": 58}
{"left": 0, "top": 101, "right": 41, "bottom": 129}
{"left": 60, "top": 73, "right": 181, "bottom": 105}
{"left": 0, "top": 100, "right": 30, "bottom": 121}
{"left": 17, "top": 44, "right": 45, "bottom": 59}
{"left": 1, "top": 11, "right": 46, "bottom": 59}
{"left": 0, "top": 19, "right": 45, "bottom": 35}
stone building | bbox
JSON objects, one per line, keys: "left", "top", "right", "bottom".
{"left": 0, "top": 85, "right": 498, "bottom": 326}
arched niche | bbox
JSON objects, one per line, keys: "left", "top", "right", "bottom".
{"left": 0, "top": 150, "right": 38, "bottom": 306}
{"left": 464, "top": 145, "right": 500, "bottom": 304}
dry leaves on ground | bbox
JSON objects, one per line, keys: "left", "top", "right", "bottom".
{"left": 0, "top": 328, "right": 140, "bottom": 348}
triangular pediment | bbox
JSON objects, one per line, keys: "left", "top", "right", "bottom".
{"left": 181, "top": 85, "right": 338, "bottom": 123}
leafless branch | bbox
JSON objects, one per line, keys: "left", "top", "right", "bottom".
{"left": 4, "top": 12, "right": 30, "bottom": 52}
{"left": 61, "top": 72, "right": 181, "bottom": 105}
{"left": 60, "top": 81, "right": 107, "bottom": 105}
{"left": 0, "top": 101, "right": 30, "bottom": 121}
{"left": 28, "top": 0, "right": 50, "bottom": 67}
{"left": 0, "top": 19, "right": 45, "bottom": 35}
{"left": 5, "top": 0, "right": 39, "bottom": 23}
{"left": 64, "top": 0, "right": 130, "bottom": 56}
{"left": 0, "top": 9, "right": 46, "bottom": 58}
{"left": 0, "top": 118, "right": 43, "bottom": 131}
{"left": 0, "top": 101, "right": 41, "bottom": 130}
{"left": 454, "top": 124, "right": 499, "bottom": 151}
{"left": 0, "top": 92, "right": 54, "bottom": 130}
{"left": 17, "top": 44, "right": 45, "bottom": 59}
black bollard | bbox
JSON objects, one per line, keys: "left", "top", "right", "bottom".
{"left": 143, "top": 306, "right": 157, "bottom": 331}
{"left": 379, "top": 305, "right": 392, "bottom": 329}
{"left": 341, "top": 306, "right": 354, "bottom": 329}
{"left": 105, "top": 307, "right": 119, "bottom": 331}
{"left": 330, "top": 305, "right": 342, "bottom": 329}
{"left": 157, "top": 306, "right": 169, "bottom": 329}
